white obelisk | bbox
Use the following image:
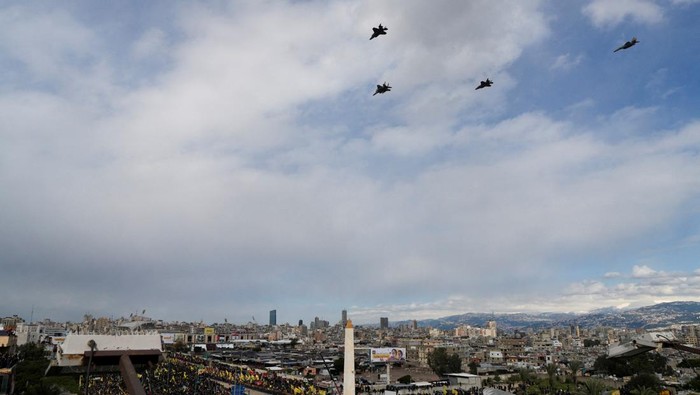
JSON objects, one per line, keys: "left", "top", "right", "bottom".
{"left": 343, "top": 319, "right": 355, "bottom": 395}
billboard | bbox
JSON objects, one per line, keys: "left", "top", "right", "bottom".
{"left": 161, "top": 333, "right": 175, "bottom": 345}
{"left": 204, "top": 327, "right": 215, "bottom": 335}
{"left": 370, "top": 347, "right": 406, "bottom": 363}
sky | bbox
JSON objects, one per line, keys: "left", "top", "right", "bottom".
{"left": 1, "top": 0, "right": 700, "bottom": 326}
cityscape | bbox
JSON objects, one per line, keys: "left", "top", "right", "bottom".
{"left": 2, "top": 301, "right": 700, "bottom": 394}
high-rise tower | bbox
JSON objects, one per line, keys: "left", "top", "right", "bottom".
{"left": 269, "top": 310, "right": 277, "bottom": 326}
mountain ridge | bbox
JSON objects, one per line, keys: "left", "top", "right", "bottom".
{"left": 397, "top": 301, "right": 700, "bottom": 331}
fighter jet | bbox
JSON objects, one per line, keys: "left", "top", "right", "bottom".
{"left": 614, "top": 37, "right": 639, "bottom": 52}
{"left": 370, "top": 24, "right": 388, "bottom": 40}
{"left": 373, "top": 82, "right": 392, "bottom": 96}
{"left": 475, "top": 78, "right": 493, "bottom": 90}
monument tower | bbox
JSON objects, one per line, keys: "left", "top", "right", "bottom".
{"left": 343, "top": 319, "right": 355, "bottom": 395}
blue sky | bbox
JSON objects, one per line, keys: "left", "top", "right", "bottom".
{"left": 1, "top": 0, "right": 700, "bottom": 326}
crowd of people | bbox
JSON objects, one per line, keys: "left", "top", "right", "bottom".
{"left": 82, "top": 374, "right": 128, "bottom": 394}
{"left": 78, "top": 358, "right": 230, "bottom": 395}
{"left": 76, "top": 352, "right": 330, "bottom": 395}
{"left": 172, "top": 353, "right": 328, "bottom": 395}
{"left": 75, "top": 353, "right": 494, "bottom": 395}
{"left": 140, "top": 358, "right": 230, "bottom": 395}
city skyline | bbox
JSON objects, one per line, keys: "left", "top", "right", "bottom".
{"left": 2, "top": 1, "right": 700, "bottom": 325}
{"left": 4, "top": 300, "right": 700, "bottom": 330}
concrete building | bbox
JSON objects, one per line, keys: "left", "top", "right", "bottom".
{"left": 0, "top": 316, "right": 22, "bottom": 330}
{"left": 498, "top": 337, "right": 526, "bottom": 354}
{"left": 681, "top": 325, "right": 700, "bottom": 346}
{"left": 0, "top": 330, "right": 16, "bottom": 354}
{"left": 311, "top": 317, "right": 329, "bottom": 330}
{"left": 445, "top": 373, "right": 481, "bottom": 390}
{"left": 485, "top": 321, "right": 497, "bottom": 338}
{"left": 380, "top": 317, "right": 389, "bottom": 330}
{"left": 49, "top": 331, "right": 164, "bottom": 395}
{"left": 13, "top": 325, "right": 41, "bottom": 346}
{"left": 487, "top": 350, "right": 503, "bottom": 364}
{"left": 55, "top": 333, "right": 163, "bottom": 368}
{"left": 48, "top": 333, "right": 163, "bottom": 394}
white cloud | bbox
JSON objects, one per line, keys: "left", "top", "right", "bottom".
{"left": 362, "top": 1, "right": 549, "bottom": 87}
{"left": 370, "top": 125, "right": 452, "bottom": 156}
{"left": 566, "top": 281, "right": 607, "bottom": 295}
{"left": 551, "top": 53, "right": 584, "bottom": 71}
{"left": 583, "top": 0, "right": 664, "bottom": 28}
{"left": 132, "top": 28, "right": 168, "bottom": 60}
{"left": 5, "top": 98, "right": 700, "bottom": 322}
{"left": 632, "top": 265, "right": 660, "bottom": 278}
{"left": 565, "top": 99, "right": 597, "bottom": 113}
{"left": 0, "top": 6, "right": 95, "bottom": 77}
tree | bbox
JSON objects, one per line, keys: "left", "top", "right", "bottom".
{"left": 84, "top": 339, "right": 97, "bottom": 395}
{"left": 17, "top": 342, "right": 46, "bottom": 360}
{"left": 625, "top": 373, "right": 662, "bottom": 392}
{"left": 630, "top": 387, "right": 657, "bottom": 395}
{"left": 44, "top": 376, "right": 79, "bottom": 394}
{"left": 507, "top": 374, "right": 520, "bottom": 386}
{"left": 468, "top": 361, "right": 479, "bottom": 375}
{"left": 25, "top": 382, "right": 62, "bottom": 395}
{"left": 517, "top": 368, "right": 535, "bottom": 385}
{"left": 14, "top": 343, "right": 51, "bottom": 394}
{"left": 397, "top": 375, "right": 412, "bottom": 384}
{"left": 678, "top": 358, "right": 700, "bottom": 368}
{"left": 14, "top": 358, "right": 49, "bottom": 394}
{"left": 333, "top": 356, "right": 344, "bottom": 373}
{"left": 427, "top": 348, "right": 462, "bottom": 376}
{"left": 545, "top": 363, "right": 558, "bottom": 391}
{"left": 333, "top": 356, "right": 360, "bottom": 375}
{"left": 583, "top": 339, "right": 601, "bottom": 348}
{"left": 568, "top": 360, "right": 583, "bottom": 385}
{"left": 172, "top": 339, "right": 189, "bottom": 352}
{"left": 578, "top": 379, "right": 606, "bottom": 395}
{"left": 683, "top": 374, "right": 700, "bottom": 391}
{"left": 643, "top": 353, "right": 671, "bottom": 376}
{"left": 593, "top": 353, "right": 668, "bottom": 378}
